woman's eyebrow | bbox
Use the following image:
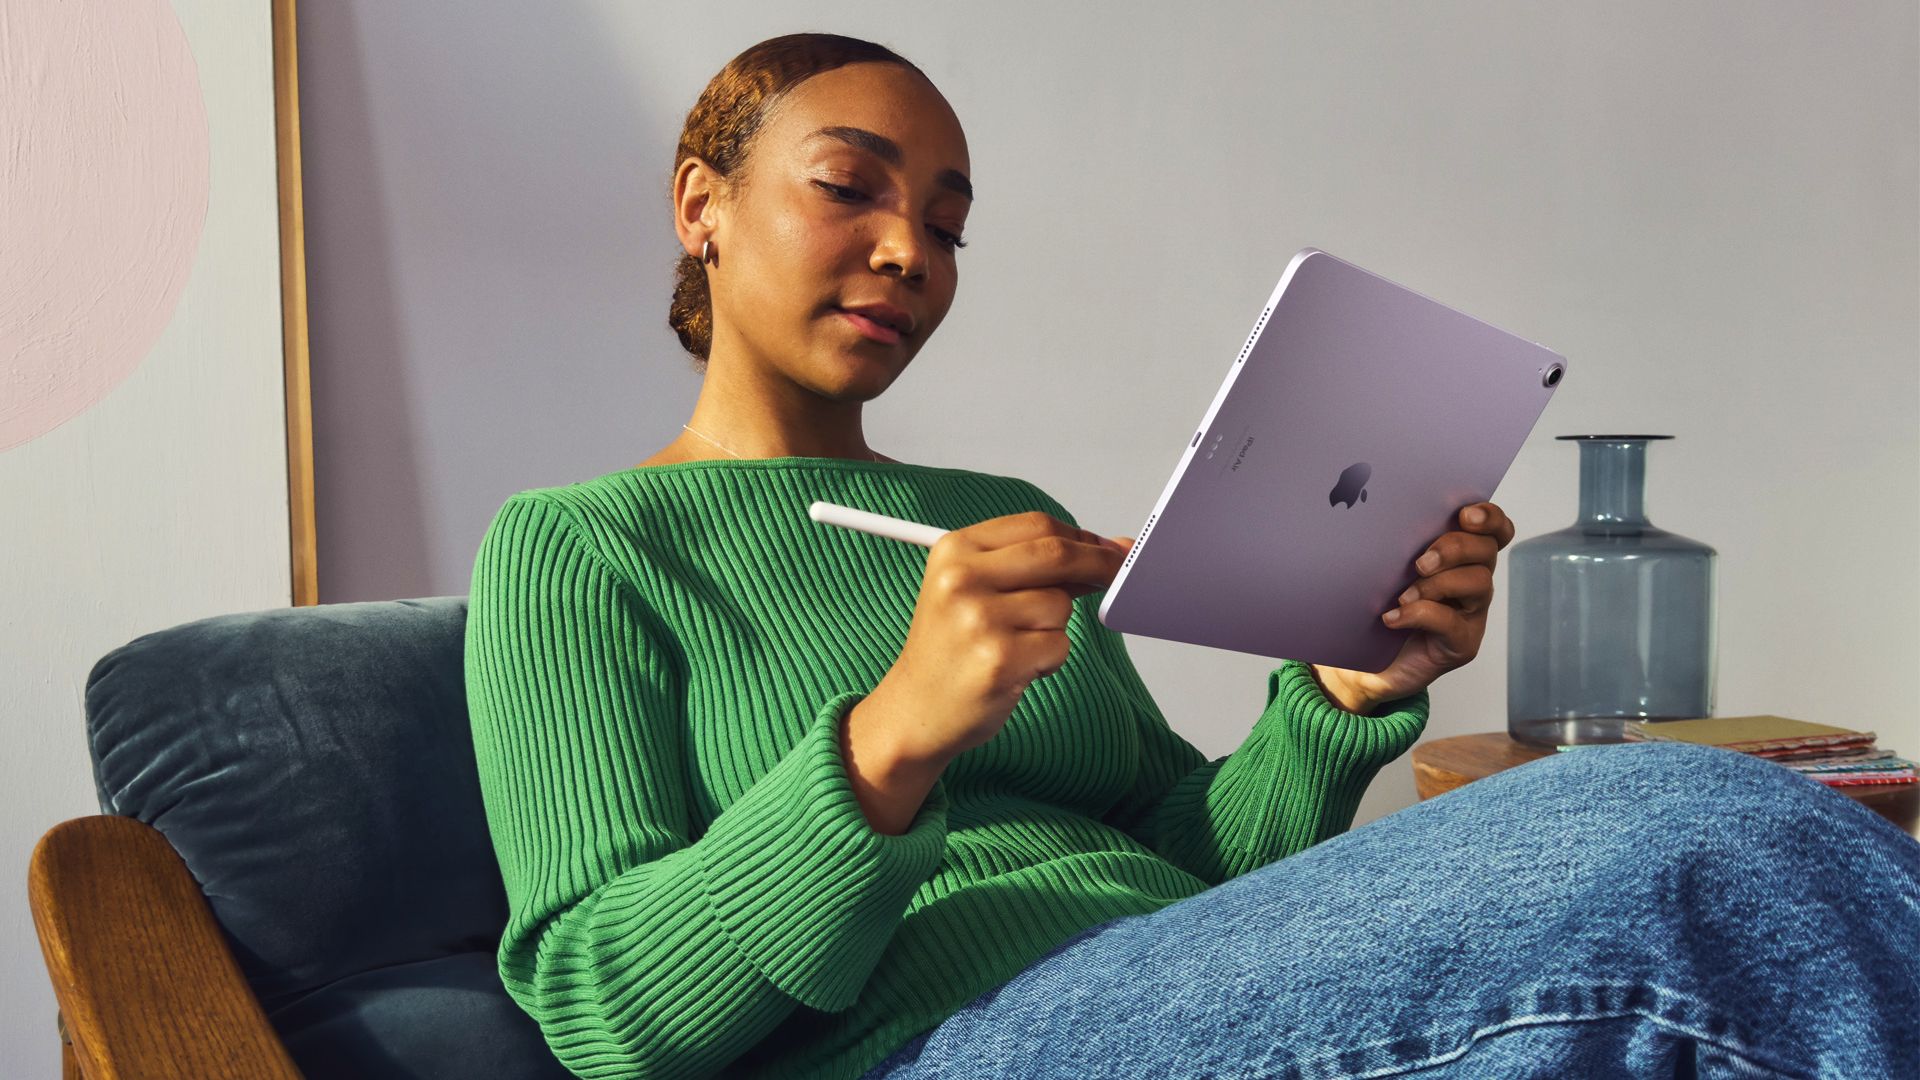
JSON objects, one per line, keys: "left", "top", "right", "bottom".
{"left": 802, "top": 125, "right": 973, "bottom": 202}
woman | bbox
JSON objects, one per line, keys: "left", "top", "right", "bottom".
{"left": 462, "top": 32, "right": 1919, "bottom": 1080}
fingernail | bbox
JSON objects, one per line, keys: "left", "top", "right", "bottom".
{"left": 1383, "top": 609, "right": 1402, "bottom": 624}
{"left": 1416, "top": 551, "right": 1439, "bottom": 573}
{"left": 1397, "top": 587, "right": 1418, "bottom": 605}
{"left": 1465, "top": 508, "right": 1486, "bottom": 526}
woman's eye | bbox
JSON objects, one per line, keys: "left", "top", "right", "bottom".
{"left": 815, "top": 181, "right": 968, "bottom": 253}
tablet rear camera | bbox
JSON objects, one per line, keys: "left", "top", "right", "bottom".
{"left": 1542, "top": 363, "right": 1563, "bottom": 388}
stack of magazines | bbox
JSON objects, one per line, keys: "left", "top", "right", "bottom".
{"left": 1615, "top": 715, "right": 1917, "bottom": 786}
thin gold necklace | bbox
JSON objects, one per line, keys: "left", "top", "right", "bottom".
{"left": 681, "top": 423, "right": 882, "bottom": 463}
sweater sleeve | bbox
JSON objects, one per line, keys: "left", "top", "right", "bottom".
{"left": 1025, "top": 484, "right": 1429, "bottom": 885}
{"left": 1082, "top": 610, "right": 1428, "bottom": 885}
{"left": 464, "top": 492, "right": 949, "bottom": 1079}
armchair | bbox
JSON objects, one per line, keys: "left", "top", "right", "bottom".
{"left": 28, "top": 597, "right": 575, "bottom": 1079}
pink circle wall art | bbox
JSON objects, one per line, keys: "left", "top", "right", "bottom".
{"left": 0, "top": 0, "right": 212, "bottom": 452}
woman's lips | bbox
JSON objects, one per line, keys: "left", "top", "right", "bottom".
{"left": 837, "top": 308, "right": 903, "bottom": 345}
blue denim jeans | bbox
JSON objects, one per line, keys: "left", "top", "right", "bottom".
{"left": 859, "top": 741, "right": 1920, "bottom": 1078}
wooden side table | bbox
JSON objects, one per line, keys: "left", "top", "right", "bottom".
{"left": 1412, "top": 732, "right": 1920, "bottom": 840}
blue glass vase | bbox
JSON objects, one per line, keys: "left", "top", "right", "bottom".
{"left": 1506, "top": 435, "right": 1718, "bottom": 747}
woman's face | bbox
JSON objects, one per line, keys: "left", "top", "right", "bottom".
{"left": 681, "top": 62, "right": 971, "bottom": 397}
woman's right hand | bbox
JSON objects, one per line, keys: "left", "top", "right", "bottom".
{"left": 863, "top": 510, "right": 1134, "bottom": 770}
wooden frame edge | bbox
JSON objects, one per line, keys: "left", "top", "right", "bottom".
{"left": 273, "top": 0, "right": 319, "bottom": 607}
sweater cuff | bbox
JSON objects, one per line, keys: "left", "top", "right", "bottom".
{"left": 691, "top": 689, "right": 949, "bottom": 1013}
{"left": 1267, "top": 657, "right": 1436, "bottom": 772}
{"left": 1264, "top": 658, "right": 1430, "bottom": 774}
{"left": 1225, "top": 660, "right": 1431, "bottom": 857}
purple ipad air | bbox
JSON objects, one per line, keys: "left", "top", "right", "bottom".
{"left": 1096, "top": 247, "right": 1568, "bottom": 673}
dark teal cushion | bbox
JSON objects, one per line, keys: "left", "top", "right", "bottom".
{"left": 270, "top": 952, "right": 575, "bottom": 1078}
{"left": 84, "top": 596, "right": 571, "bottom": 1079}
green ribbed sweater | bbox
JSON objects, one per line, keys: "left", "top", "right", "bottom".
{"left": 463, "top": 457, "right": 1430, "bottom": 1080}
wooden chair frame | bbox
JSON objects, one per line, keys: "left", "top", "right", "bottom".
{"left": 29, "top": 815, "right": 303, "bottom": 1080}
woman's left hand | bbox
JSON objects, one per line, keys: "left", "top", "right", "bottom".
{"left": 1313, "top": 501, "right": 1516, "bottom": 713}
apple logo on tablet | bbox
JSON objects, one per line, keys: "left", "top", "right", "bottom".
{"left": 1329, "top": 463, "right": 1371, "bottom": 508}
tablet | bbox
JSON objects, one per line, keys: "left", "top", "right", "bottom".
{"left": 1096, "top": 247, "right": 1567, "bottom": 673}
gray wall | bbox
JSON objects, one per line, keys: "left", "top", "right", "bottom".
{"left": 302, "top": 0, "right": 1918, "bottom": 811}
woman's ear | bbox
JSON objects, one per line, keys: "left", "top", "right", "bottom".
{"left": 672, "top": 155, "right": 727, "bottom": 254}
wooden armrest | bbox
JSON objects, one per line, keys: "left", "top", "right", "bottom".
{"left": 60, "top": 1006, "right": 80, "bottom": 1080}
{"left": 29, "top": 815, "right": 303, "bottom": 1079}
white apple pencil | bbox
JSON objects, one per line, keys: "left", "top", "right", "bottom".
{"left": 808, "top": 500, "right": 950, "bottom": 547}
{"left": 809, "top": 500, "right": 1130, "bottom": 554}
